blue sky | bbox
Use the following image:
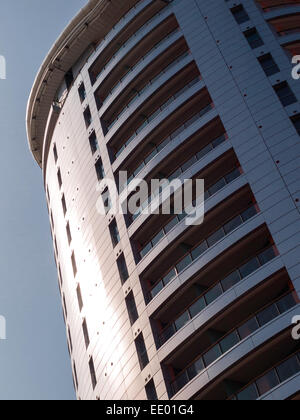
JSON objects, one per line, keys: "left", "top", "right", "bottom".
{"left": 0, "top": 0, "right": 86, "bottom": 400}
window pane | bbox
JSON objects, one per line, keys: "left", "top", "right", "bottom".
{"left": 176, "top": 254, "right": 193, "bottom": 274}
{"left": 203, "top": 345, "right": 222, "bottom": 367}
{"left": 187, "top": 358, "right": 204, "bottom": 380}
{"left": 238, "top": 317, "right": 259, "bottom": 340}
{"left": 224, "top": 216, "right": 242, "bottom": 234}
{"left": 151, "top": 281, "right": 163, "bottom": 299}
{"left": 164, "top": 217, "right": 179, "bottom": 234}
{"left": 256, "top": 370, "right": 279, "bottom": 396}
{"left": 258, "top": 247, "right": 276, "bottom": 265}
{"left": 207, "top": 228, "right": 225, "bottom": 247}
{"left": 196, "top": 144, "right": 213, "bottom": 160}
{"left": 191, "top": 241, "right": 208, "bottom": 260}
{"left": 209, "top": 178, "right": 226, "bottom": 196}
{"left": 257, "top": 304, "right": 279, "bottom": 327}
{"left": 212, "top": 135, "right": 226, "bottom": 148}
{"left": 163, "top": 268, "right": 177, "bottom": 285}
{"left": 237, "top": 384, "right": 259, "bottom": 401}
{"left": 189, "top": 297, "right": 206, "bottom": 318}
{"left": 140, "top": 242, "right": 152, "bottom": 259}
{"left": 205, "top": 283, "right": 223, "bottom": 305}
{"left": 151, "top": 230, "right": 164, "bottom": 247}
{"left": 225, "top": 168, "right": 241, "bottom": 183}
{"left": 276, "top": 356, "right": 300, "bottom": 383}
{"left": 239, "top": 257, "right": 260, "bottom": 278}
{"left": 241, "top": 206, "right": 257, "bottom": 222}
{"left": 277, "top": 293, "right": 298, "bottom": 314}
{"left": 221, "top": 270, "right": 241, "bottom": 292}
{"left": 220, "top": 331, "right": 240, "bottom": 354}
{"left": 174, "top": 311, "right": 190, "bottom": 331}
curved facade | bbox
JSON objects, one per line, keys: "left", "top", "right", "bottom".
{"left": 27, "top": 0, "right": 300, "bottom": 400}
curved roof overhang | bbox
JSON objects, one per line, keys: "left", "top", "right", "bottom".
{"left": 26, "top": 0, "right": 138, "bottom": 167}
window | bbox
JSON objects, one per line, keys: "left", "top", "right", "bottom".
{"left": 53, "top": 144, "right": 58, "bottom": 163}
{"left": 117, "top": 254, "right": 129, "bottom": 284}
{"left": 73, "top": 361, "right": 79, "bottom": 390}
{"left": 62, "top": 194, "right": 67, "bottom": 216}
{"left": 135, "top": 333, "right": 149, "bottom": 370}
{"left": 256, "top": 370, "right": 279, "bottom": 396}
{"left": 274, "top": 82, "right": 297, "bottom": 107}
{"left": 101, "top": 188, "right": 112, "bottom": 215}
{"left": 95, "top": 159, "right": 105, "bottom": 181}
{"left": 68, "top": 327, "right": 73, "bottom": 353}
{"left": 83, "top": 106, "right": 92, "bottom": 128}
{"left": 145, "top": 380, "right": 158, "bottom": 400}
{"left": 291, "top": 114, "right": 300, "bottom": 135}
{"left": 276, "top": 355, "right": 300, "bottom": 382}
{"left": 258, "top": 54, "right": 279, "bottom": 76}
{"left": 244, "top": 28, "right": 264, "bottom": 49}
{"left": 71, "top": 252, "right": 77, "bottom": 277}
{"left": 89, "top": 357, "right": 97, "bottom": 390}
{"left": 63, "top": 294, "right": 68, "bottom": 318}
{"left": 57, "top": 168, "right": 62, "bottom": 189}
{"left": 82, "top": 319, "right": 90, "bottom": 349}
{"left": 126, "top": 292, "right": 139, "bottom": 325}
{"left": 89, "top": 131, "right": 99, "bottom": 154}
{"left": 76, "top": 284, "right": 83, "bottom": 312}
{"left": 66, "top": 222, "right": 72, "bottom": 245}
{"left": 109, "top": 219, "right": 120, "bottom": 247}
{"left": 231, "top": 5, "right": 250, "bottom": 24}
{"left": 78, "top": 83, "right": 86, "bottom": 103}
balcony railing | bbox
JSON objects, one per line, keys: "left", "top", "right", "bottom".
{"left": 113, "top": 76, "right": 201, "bottom": 158}
{"left": 157, "top": 205, "right": 259, "bottom": 346}
{"left": 93, "top": 7, "right": 171, "bottom": 84}
{"left": 170, "top": 291, "right": 298, "bottom": 396}
{"left": 105, "top": 51, "right": 191, "bottom": 132}
{"left": 119, "top": 104, "right": 215, "bottom": 192}
{"left": 100, "top": 27, "right": 181, "bottom": 108}
{"left": 146, "top": 167, "right": 243, "bottom": 301}
{"left": 230, "top": 349, "right": 300, "bottom": 400}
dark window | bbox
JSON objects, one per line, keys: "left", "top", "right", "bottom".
{"left": 276, "top": 355, "right": 300, "bottom": 383}
{"left": 63, "top": 294, "right": 68, "bottom": 318}
{"left": 291, "top": 114, "right": 300, "bottom": 135}
{"left": 76, "top": 284, "right": 83, "bottom": 312}
{"left": 256, "top": 370, "right": 279, "bottom": 396}
{"left": 73, "top": 361, "right": 79, "bottom": 390}
{"left": 145, "top": 379, "right": 158, "bottom": 400}
{"left": 57, "top": 168, "right": 62, "bottom": 189}
{"left": 244, "top": 28, "right": 264, "bottom": 49}
{"left": 231, "top": 5, "right": 250, "bottom": 24}
{"left": 82, "top": 319, "right": 90, "bottom": 349}
{"left": 117, "top": 254, "right": 129, "bottom": 284}
{"left": 237, "top": 384, "right": 258, "bottom": 401}
{"left": 65, "top": 69, "right": 74, "bottom": 90}
{"left": 83, "top": 106, "right": 92, "bottom": 128}
{"left": 62, "top": 194, "right": 67, "bottom": 216}
{"left": 102, "top": 188, "right": 112, "bottom": 215}
{"left": 109, "top": 219, "right": 120, "bottom": 247}
{"left": 71, "top": 252, "right": 77, "bottom": 277}
{"left": 89, "top": 131, "right": 99, "bottom": 154}
{"left": 89, "top": 357, "right": 97, "bottom": 390}
{"left": 274, "top": 82, "right": 297, "bottom": 107}
{"left": 258, "top": 54, "right": 280, "bottom": 76}
{"left": 135, "top": 333, "right": 149, "bottom": 370}
{"left": 53, "top": 144, "right": 58, "bottom": 163}
{"left": 126, "top": 292, "right": 139, "bottom": 325}
{"left": 95, "top": 159, "right": 105, "bottom": 181}
{"left": 68, "top": 327, "right": 73, "bottom": 352}
{"left": 66, "top": 222, "right": 72, "bottom": 244}
{"left": 78, "top": 83, "right": 86, "bottom": 103}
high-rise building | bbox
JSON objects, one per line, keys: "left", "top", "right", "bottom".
{"left": 26, "top": 0, "right": 300, "bottom": 400}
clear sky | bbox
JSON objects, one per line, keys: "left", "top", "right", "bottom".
{"left": 0, "top": 0, "right": 87, "bottom": 400}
